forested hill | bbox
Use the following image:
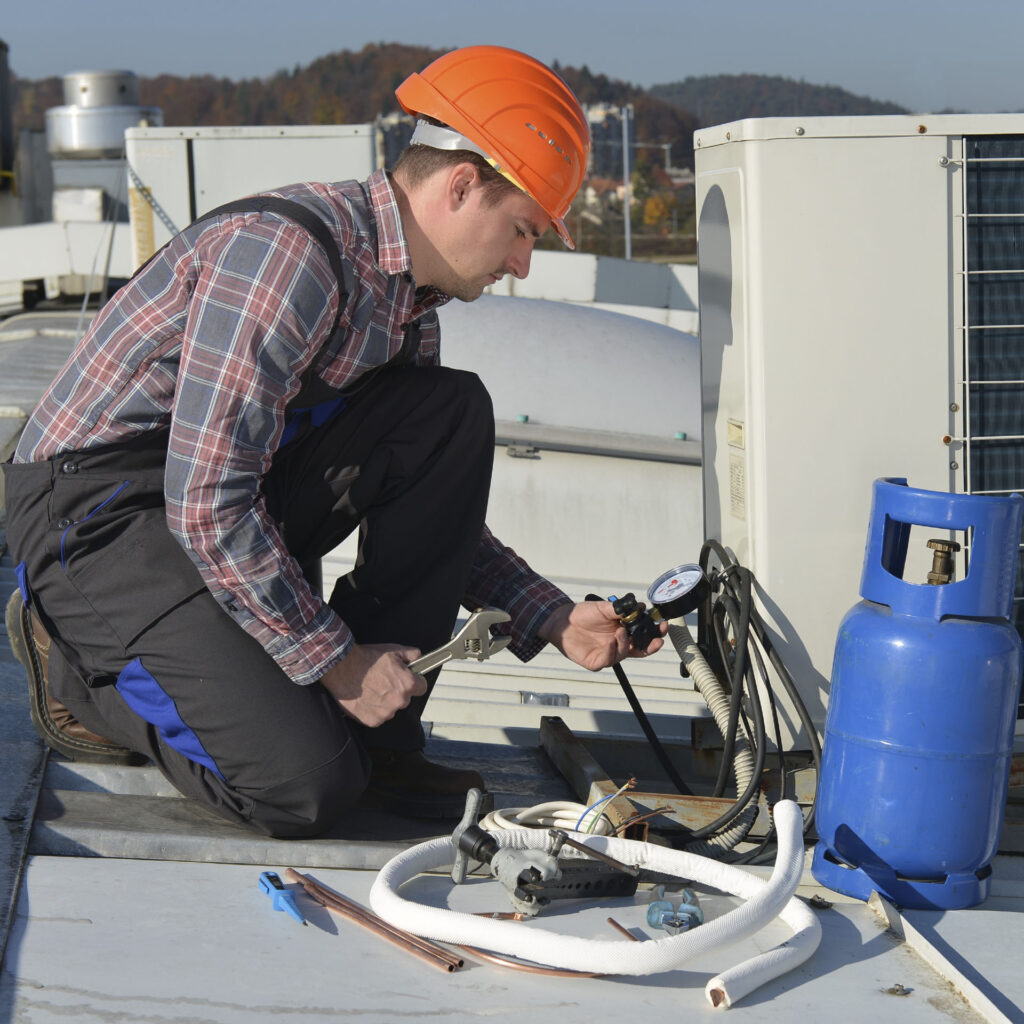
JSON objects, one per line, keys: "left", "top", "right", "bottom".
{"left": 10, "top": 42, "right": 698, "bottom": 166}
{"left": 651, "top": 73, "right": 909, "bottom": 127}
{"left": 12, "top": 44, "right": 913, "bottom": 168}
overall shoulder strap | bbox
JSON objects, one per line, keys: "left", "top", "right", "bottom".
{"left": 194, "top": 196, "right": 347, "bottom": 339}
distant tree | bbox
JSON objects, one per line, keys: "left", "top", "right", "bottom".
{"left": 16, "top": 47, "right": 885, "bottom": 261}
{"left": 651, "top": 73, "right": 909, "bottom": 128}
{"left": 643, "top": 194, "right": 668, "bottom": 227}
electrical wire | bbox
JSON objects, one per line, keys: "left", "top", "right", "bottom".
{"left": 576, "top": 794, "right": 613, "bottom": 832}
{"left": 614, "top": 805, "right": 673, "bottom": 836}
{"left": 578, "top": 776, "right": 636, "bottom": 834}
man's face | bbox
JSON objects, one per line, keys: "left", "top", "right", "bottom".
{"left": 434, "top": 183, "right": 550, "bottom": 302}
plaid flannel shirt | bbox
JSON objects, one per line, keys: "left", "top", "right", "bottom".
{"left": 16, "top": 170, "right": 571, "bottom": 684}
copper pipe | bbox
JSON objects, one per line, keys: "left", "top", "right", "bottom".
{"left": 287, "top": 869, "right": 463, "bottom": 969}
{"left": 606, "top": 916, "right": 640, "bottom": 941}
{"left": 286, "top": 869, "right": 463, "bottom": 973}
{"left": 293, "top": 870, "right": 462, "bottom": 967}
{"left": 456, "top": 946, "right": 601, "bottom": 977}
{"left": 307, "top": 888, "right": 457, "bottom": 973}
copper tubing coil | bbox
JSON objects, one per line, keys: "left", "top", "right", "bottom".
{"left": 286, "top": 868, "right": 464, "bottom": 973}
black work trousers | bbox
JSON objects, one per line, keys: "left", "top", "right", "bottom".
{"left": 3, "top": 365, "right": 495, "bottom": 837}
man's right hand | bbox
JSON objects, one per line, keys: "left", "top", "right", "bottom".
{"left": 320, "top": 643, "right": 427, "bottom": 728}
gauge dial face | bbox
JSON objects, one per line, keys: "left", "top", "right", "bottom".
{"left": 648, "top": 565, "right": 705, "bottom": 606}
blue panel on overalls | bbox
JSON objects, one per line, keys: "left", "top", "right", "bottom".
{"left": 115, "top": 658, "right": 225, "bottom": 778}
{"left": 280, "top": 396, "right": 348, "bottom": 446}
{"left": 14, "top": 561, "right": 30, "bottom": 604}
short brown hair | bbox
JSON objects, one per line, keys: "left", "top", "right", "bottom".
{"left": 392, "top": 144, "right": 522, "bottom": 206}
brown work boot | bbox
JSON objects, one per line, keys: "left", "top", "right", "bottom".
{"left": 4, "top": 590, "right": 143, "bottom": 765}
{"left": 360, "top": 748, "right": 491, "bottom": 819}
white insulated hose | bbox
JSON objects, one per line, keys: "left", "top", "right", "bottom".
{"left": 669, "top": 619, "right": 758, "bottom": 852}
{"left": 478, "top": 800, "right": 613, "bottom": 836}
{"left": 369, "top": 800, "right": 820, "bottom": 1007}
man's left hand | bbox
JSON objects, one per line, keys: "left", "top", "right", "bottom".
{"left": 537, "top": 600, "right": 666, "bottom": 671}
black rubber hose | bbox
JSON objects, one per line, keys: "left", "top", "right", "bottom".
{"left": 701, "top": 540, "right": 821, "bottom": 775}
{"left": 585, "top": 594, "right": 694, "bottom": 797}
{"left": 746, "top": 612, "right": 821, "bottom": 834}
{"left": 709, "top": 588, "right": 755, "bottom": 797}
{"left": 589, "top": 539, "right": 822, "bottom": 853}
{"left": 701, "top": 537, "right": 822, "bottom": 839}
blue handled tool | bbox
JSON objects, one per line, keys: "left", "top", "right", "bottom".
{"left": 259, "top": 870, "right": 307, "bottom": 925}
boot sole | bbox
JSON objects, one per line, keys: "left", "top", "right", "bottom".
{"left": 5, "top": 591, "right": 143, "bottom": 765}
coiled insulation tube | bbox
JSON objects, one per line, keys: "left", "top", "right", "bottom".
{"left": 369, "top": 800, "right": 819, "bottom": 1007}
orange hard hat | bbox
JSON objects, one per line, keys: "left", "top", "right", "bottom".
{"left": 396, "top": 45, "right": 590, "bottom": 249}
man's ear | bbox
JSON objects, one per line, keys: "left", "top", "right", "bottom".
{"left": 447, "top": 162, "right": 482, "bottom": 210}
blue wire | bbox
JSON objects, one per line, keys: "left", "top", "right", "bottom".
{"left": 575, "top": 793, "right": 616, "bottom": 832}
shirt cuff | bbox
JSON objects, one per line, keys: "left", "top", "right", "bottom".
{"left": 505, "top": 585, "right": 574, "bottom": 663}
{"left": 261, "top": 602, "right": 354, "bottom": 685}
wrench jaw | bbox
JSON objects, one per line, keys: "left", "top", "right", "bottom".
{"left": 408, "top": 608, "right": 512, "bottom": 675}
{"left": 465, "top": 635, "right": 512, "bottom": 661}
{"left": 453, "top": 609, "right": 512, "bottom": 662}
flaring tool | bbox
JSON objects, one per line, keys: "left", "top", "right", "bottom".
{"left": 408, "top": 608, "right": 511, "bottom": 675}
{"left": 258, "top": 870, "right": 307, "bottom": 925}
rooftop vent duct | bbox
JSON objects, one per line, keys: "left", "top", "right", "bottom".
{"left": 45, "top": 70, "right": 162, "bottom": 159}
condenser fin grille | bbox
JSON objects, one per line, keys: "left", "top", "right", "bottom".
{"left": 963, "top": 135, "right": 1024, "bottom": 684}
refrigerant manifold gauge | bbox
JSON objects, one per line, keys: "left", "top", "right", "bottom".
{"left": 610, "top": 562, "right": 712, "bottom": 653}
{"left": 647, "top": 563, "right": 711, "bottom": 620}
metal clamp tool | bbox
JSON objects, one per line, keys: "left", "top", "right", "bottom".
{"left": 450, "top": 789, "right": 640, "bottom": 917}
{"left": 408, "top": 608, "right": 511, "bottom": 675}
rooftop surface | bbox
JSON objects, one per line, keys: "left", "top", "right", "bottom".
{"left": 1, "top": 310, "right": 1023, "bottom": 1023}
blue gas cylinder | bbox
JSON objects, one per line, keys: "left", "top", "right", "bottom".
{"left": 812, "top": 478, "right": 1024, "bottom": 909}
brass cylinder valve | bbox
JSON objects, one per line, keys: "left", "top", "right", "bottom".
{"left": 926, "top": 538, "right": 961, "bottom": 585}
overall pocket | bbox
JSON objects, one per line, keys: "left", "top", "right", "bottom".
{"left": 52, "top": 473, "right": 207, "bottom": 649}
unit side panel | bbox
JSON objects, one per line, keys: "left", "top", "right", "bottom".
{"left": 696, "top": 162, "right": 751, "bottom": 565}
{"left": 124, "top": 135, "right": 191, "bottom": 269}
{"left": 698, "top": 133, "right": 956, "bottom": 734}
{"left": 758, "top": 132, "right": 952, "bottom": 556}
{"left": 190, "top": 134, "right": 378, "bottom": 218}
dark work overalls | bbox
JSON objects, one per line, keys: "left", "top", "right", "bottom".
{"left": 3, "top": 196, "right": 495, "bottom": 837}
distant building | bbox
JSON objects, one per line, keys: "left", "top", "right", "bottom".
{"left": 378, "top": 105, "right": 655, "bottom": 182}
{"left": 376, "top": 111, "right": 415, "bottom": 170}
{"left": 585, "top": 103, "right": 635, "bottom": 178}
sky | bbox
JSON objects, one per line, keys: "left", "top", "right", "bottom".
{"left": 3, "top": 0, "right": 1023, "bottom": 114}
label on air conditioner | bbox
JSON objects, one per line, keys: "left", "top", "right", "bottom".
{"left": 729, "top": 452, "right": 746, "bottom": 520}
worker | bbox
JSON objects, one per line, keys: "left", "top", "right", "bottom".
{"left": 3, "top": 45, "right": 664, "bottom": 837}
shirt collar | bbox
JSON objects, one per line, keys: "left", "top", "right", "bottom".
{"left": 366, "top": 169, "right": 450, "bottom": 312}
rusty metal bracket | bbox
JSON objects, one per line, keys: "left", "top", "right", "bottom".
{"left": 538, "top": 716, "right": 740, "bottom": 839}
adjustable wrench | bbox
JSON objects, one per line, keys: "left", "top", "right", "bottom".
{"left": 408, "top": 609, "right": 511, "bottom": 675}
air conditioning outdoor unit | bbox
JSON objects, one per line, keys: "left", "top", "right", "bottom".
{"left": 124, "top": 124, "right": 378, "bottom": 268}
{"left": 694, "top": 114, "right": 1024, "bottom": 744}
